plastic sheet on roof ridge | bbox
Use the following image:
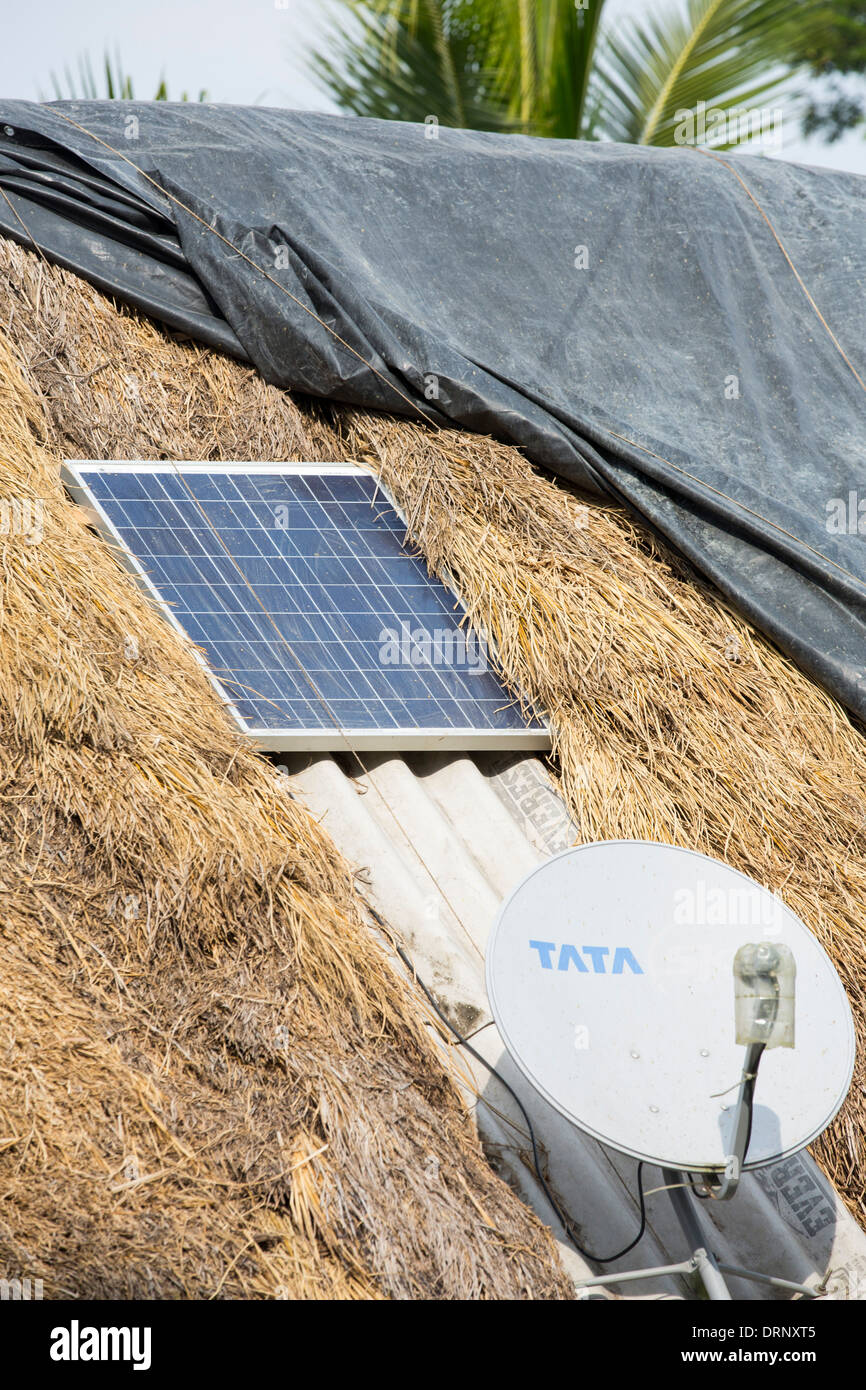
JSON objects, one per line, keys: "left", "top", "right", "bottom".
{"left": 1, "top": 101, "right": 864, "bottom": 717}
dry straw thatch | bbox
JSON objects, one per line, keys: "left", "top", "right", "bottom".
{"left": 1, "top": 230, "right": 864, "bottom": 1265}
{"left": 0, "top": 238, "right": 574, "bottom": 1299}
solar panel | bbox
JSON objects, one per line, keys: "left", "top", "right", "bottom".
{"left": 62, "top": 462, "right": 549, "bottom": 751}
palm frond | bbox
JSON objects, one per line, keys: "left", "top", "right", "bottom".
{"left": 593, "top": 0, "right": 816, "bottom": 147}
{"left": 310, "top": 0, "right": 509, "bottom": 129}
{"left": 487, "top": 0, "right": 609, "bottom": 137}
{"left": 45, "top": 51, "right": 207, "bottom": 103}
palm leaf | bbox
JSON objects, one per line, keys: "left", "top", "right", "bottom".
{"left": 488, "top": 0, "right": 609, "bottom": 137}
{"left": 45, "top": 50, "right": 207, "bottom": 103}
{"left": 309, "top": 0, "right": 818, "bottom": 147}
{"left": 310, "top": 1, "right": 509, "bottom": 130}
{"left": 593, "top": 0, "right": 816, "bottom": 147}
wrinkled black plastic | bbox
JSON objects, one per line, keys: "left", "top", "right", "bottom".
{"left": 1, "top": 101, "right": 864, "bottom": 717}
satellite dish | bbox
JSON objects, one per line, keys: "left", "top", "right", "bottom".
{"left": 486, "top": 840, "right": 854, "bottom": 1174}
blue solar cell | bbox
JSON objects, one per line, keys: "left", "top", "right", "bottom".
{"left": 301, "top": 642, "right": 347, "bottom": 672}
{"left": 319, "top": 476, "right": 363, "bottom": 501}
{"left": 102, "top": 473, "right": 150, "bottom": 502}
{"left": 179, "top": 475, "right": 226, "bottom": 501}
{"left": 69, "top": 466, "right": 546, "bottom": 743}
{"left": 312, "top": 671, "right": 362, "bottom": 701}
{"left": 301, "top": 476, "right": 334, "bottom": 501}
{"left": 153, "top": 474, "right": 188, "bottom": 501}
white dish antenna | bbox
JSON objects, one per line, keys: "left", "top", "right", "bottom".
{"left": 486, "top": 840, "right": 854, "bottom": 1174}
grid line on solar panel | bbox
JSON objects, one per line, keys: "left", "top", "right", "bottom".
{"left": 73, "top": 466, "right": 545, "bottom": 738}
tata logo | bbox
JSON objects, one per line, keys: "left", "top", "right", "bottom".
{"left": 529, "top": 940, "right": 643, "bottom": 974}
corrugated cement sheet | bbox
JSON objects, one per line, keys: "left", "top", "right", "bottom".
{"left": 277, "top": 748, "right": 866, "bottom": 1301}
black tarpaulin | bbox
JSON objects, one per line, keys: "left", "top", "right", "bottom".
{"left": 1, "top": 101, "right": 864, "bottom": 717}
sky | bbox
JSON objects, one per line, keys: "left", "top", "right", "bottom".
{"left": 0, "top": 0, "right": 864, "bottom": 176}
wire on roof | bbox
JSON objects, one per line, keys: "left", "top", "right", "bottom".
{"left": 393, "top": 941, "right": 649, "bottom": 1266}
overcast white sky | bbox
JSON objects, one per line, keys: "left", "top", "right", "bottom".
{"left": 1, "top": 0, "right": 864, "bottom": 175}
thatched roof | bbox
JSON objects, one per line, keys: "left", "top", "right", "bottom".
{"left": 1, "top": 230, "right": 864, "bottom": 1300}
{"left": 0, "top": 238, "right": 573, "bottom": 1299}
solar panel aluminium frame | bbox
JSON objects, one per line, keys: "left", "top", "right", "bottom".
{"left": 61, "top": 460, "right": 551, "bottom": 753}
